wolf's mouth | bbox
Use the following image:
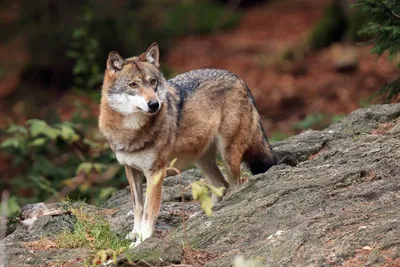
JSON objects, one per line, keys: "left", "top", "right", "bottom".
{"left": 138, "top": 106, "right": 160, "bottom": 115}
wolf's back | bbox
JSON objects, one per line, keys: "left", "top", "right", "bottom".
{"left": 168, "top": 68, "right": 277, "bottom": 175}
{"left": 168, "top": 68, "right": 238, "bottom": 95}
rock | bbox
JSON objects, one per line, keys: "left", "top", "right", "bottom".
{"left": 272, "top": 129, "right": 332, "bottom": 166}
{"left": 3, "top": 103, "right": 400, "bottom": 266}
{"left": 169, "top": 103, "right": 400, "bottom": 266}
{"left": 116, "top": 238, "right": 183, "bottom": 266}
{"left": 162, "top": 169, "right": 203, "bottom": 202}
{"left": 390, "top": 122, "right": 400, "bottom": 134}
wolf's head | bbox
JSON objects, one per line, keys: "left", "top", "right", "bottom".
{"left": 102, "top": 43, "right": 168, "bottom": 116}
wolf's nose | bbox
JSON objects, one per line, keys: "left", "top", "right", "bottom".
{"left": 147, "top": 100, "right": 160, "bottom": 112}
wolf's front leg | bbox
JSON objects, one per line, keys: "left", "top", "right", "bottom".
{"left": 136, "top": 169, "right": 165, "bottom": 245}
{"left": 124, "top": 166, "right": 144, "bottom": 242}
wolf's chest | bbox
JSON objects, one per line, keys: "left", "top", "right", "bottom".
{"left": 115, "top": 150, "right": 155, "bottom": 171}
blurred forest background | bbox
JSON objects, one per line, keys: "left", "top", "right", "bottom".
{"left": 0, "top": 0, "right": 399, "bottom": 215}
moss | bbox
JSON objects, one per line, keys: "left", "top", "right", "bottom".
{"left": 131, "top": 251, "right": 162, "bottom": 263}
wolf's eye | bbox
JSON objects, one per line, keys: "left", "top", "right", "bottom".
{"left": 129, "top": 82, "right": 138, "bottom": 88}
{"left": 150, "top": 79, "right": 157, "bottom": 86}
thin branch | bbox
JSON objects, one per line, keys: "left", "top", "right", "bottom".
{"left": 356, "top": 37, "right": 377, "bottom": 46}
{"left": 45, "top": 164, "right": 120, "bottom": 203}
{"left": 69, "top": 143, "right": 86, "bottom": 162}
{"left": 45, "top": 174, "right": 85, "bottom": 203}
{"left": 389, "top": 9, "right": 400, "bottom": 20}
{"left": 383, "top": 3, "right": 400, "bottom": 20}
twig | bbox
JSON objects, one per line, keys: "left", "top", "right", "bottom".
{"left": 46, "top": 164, "right": 121, "bottom": 203}
{"left": 356, "top": 37, "right": 377, "bottom": 46}
{"left": 69, "top": 143, "right": 86, "bottom": 162}
{"left": 389, "top": 8, "right": 400, "bottom": 20}
{"left": 45, "top": 174, "right": 85, "bottom": 203}
{"left": 383, "top": 3, "right": 400, "bottom": 20}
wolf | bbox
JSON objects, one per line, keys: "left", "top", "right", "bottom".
{"left": 98, "top": 43, "right": 277, "bottom": 246}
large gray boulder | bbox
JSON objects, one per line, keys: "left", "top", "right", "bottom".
{"left": 170, "top": 103, "right": 400, "bottom": 266}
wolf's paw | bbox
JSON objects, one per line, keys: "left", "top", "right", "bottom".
{"left": 129, "top": 239, "right": 142, "bottom": 249}
{"left": 125, "top": 230, "right": 138, "bottom": 241}
{"left": 225, "top": 184, "right": 239, "bottom": 198}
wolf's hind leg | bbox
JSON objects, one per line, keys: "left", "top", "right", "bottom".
{"left": 195, "top": 142, "right": 229, "bottom": 205}
{"left": 124, "top": 166, "right": 144, "bottom": 241}
{"left": 218, "top": 140, "right": 244, "bottom": 188}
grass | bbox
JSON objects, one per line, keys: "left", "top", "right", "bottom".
{"left": 53, "top": 203, "right": 130, "bottom": 266}
{"left": 55, "top": 206, "right": 129, "bottom": 251}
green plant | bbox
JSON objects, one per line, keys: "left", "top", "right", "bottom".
{"left": 66, "top": 8, "right": 103, "bottom": 90}
{"left": 294, "top": 113, "right": 347, "bottom": 131}
{"left": 56, "top": 206, "right": 129, "bottom": 251}
{"left": 163, "top": 159, "right": 224, "bottom": 217}
{"left": 0, "top": 119, "right": 124, "bottom": 212}
{"left": 332, "top": 114, "right": 346, "bottom": 123}
{"left": 269, "top": 132, "right": 291, "bottom": 143}
{"left": 191, "top": 180, "right": 224, "bottom": 216}
{"left": 90, "top": 248, "right": 130, "bottom": 266}
{"left": 294, "top": 113, "right": 326, "bottom": 130}
{"left": 53, "top": 204, "right": 129, "bottom": 266}
{"left": 357, "top": 0, "right": 400, "bottom": 102}
{"left": 345, "top": 5, "right": 370, "bottom": 41}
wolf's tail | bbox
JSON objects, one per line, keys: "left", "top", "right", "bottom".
{"left": 243, "top": 122, "right": 277, "bottom": 174}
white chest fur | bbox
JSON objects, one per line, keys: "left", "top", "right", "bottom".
{"left": 116, "top": 150, "right": 155, "bottom": 171}
{"left": 123, "top": 113, "right": 149, "bottom": 130}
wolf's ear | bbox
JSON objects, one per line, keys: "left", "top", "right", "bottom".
{"left": 107, "top": 51, "right": 124, "bottom": 76}
{"left": 141, "top": 42, "right": 159, "bottom": 68}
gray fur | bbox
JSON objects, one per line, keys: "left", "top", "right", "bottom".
{"left": 168, "top": 69, "right": 239, "bottom": 125}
